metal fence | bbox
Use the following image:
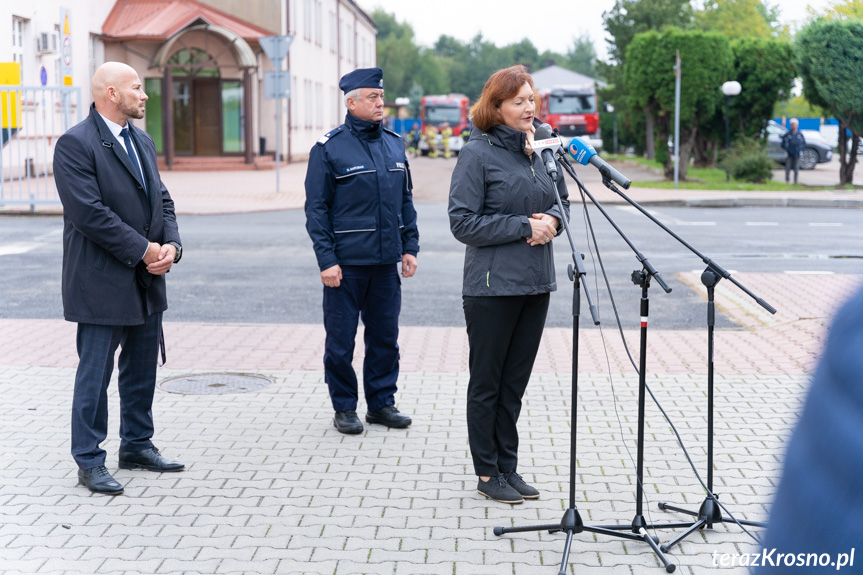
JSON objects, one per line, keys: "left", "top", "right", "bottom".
{"left": 1, "top": 85, "right": 82, "bottom": 210}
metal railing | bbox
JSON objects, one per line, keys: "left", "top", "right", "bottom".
{"left": 1, "top": 85, "right": 82, "bottom": 211}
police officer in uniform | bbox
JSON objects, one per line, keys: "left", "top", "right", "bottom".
{"left": 305, "top": 67, "right": 420, "bottom": 434}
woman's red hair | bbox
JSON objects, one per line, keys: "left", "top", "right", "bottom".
{"left": 470, "top": 65, "right": 536, "bottom": 132}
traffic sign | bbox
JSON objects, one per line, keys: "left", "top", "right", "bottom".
{"left": 259, "top": 35, "right": 293, "bottom": 64}
{"left": 264, "top": 70, "right": 291, "bottom": 99}
{"left": 40, "top": 66, "right": 48, "bottom": 86}
{"left": 60, "top": 6, "right": 72, "bottom": 85}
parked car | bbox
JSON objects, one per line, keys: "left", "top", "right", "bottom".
{"left": 765, "top": 120, "right": 833, "bottom": 170}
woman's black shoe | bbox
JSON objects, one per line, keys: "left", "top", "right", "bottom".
{"left": 503, "top": 470, "right": 540, "bottom": 499}
{"left": 477, "top": 474, "right": 523, "bottom": 504}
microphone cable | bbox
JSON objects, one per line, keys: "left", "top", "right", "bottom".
{"left": 567, "top": 170, "right": 764, "bottom": 549}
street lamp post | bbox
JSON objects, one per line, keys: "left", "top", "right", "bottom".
{"left": 721, "top": 81, "right": 741, "bottom": 181}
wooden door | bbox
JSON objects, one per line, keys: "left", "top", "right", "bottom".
{"left": 194, "top": 78, "right": 221, "bottom": 156}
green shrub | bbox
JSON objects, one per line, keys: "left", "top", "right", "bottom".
{"left": 720, "top": 138, "right": 773, "bottom": 183}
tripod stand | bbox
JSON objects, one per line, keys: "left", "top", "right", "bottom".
{"left": 656, "top": 267, "right": 768, "bottom": 550}
{"left": 575, "top": 168, "right": 776, "bottom": 550}
{"left": 493, "top": 158, "right": 679, "bottom": 574}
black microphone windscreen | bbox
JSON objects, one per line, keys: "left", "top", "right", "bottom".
{"left": 535, "top": 123, "right": 554, "bottom": 140}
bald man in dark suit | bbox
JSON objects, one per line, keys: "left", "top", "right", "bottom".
{"left": 54, "top": 61, "right": 184, "bottom": 495}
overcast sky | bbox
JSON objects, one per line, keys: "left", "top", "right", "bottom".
{"left": 355, "top": 0, "right": 834, "bottom": 61}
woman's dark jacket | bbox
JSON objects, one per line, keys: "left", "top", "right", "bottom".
{"left": 448, "top": 124, "right": 569, "bottom": 297}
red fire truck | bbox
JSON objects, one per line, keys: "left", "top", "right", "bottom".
{"left": 539, "top": 85, "right": 602, "bottom": 150}
{"left": 419, "top": 94, "right": 470, "bottom": 156}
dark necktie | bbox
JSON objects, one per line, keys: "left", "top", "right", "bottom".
{"left": 119, "top": 127, "right": 147, "bottom": 194}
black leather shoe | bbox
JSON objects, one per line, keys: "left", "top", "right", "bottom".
{"left": 78, "top": 466, "right": 124, "bottom": 495}
{"left": 365, "top": 405, "right": 412, "bottom": 428}
{"left": 334, "top": 410, "right": 364, "bottom": 434}
{"left": 118, "top": 447, "right": 185, "bottom": 472}
{"left": 503, "top": 470, "right": 540, "bottom": 499}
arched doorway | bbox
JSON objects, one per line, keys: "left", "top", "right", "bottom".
{"left": 151, "top": 23, "right": 256, "bottom": 166}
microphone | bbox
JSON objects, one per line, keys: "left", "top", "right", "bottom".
{"left": 533, "top": 123, "right": 562, "bottom": 181}
{"left": 568, "top": 138, "right": 631, "bottom": 189}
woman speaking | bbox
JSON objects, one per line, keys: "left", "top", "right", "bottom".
{"left": 448, "top": 65, "right": 569, "bottom": 504}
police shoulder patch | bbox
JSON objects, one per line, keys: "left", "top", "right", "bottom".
{"left": 383, "top": 127, "right": 402, "bottom": 139}
{"left": 317, "top": 125, "right": 344, "bottom": 145}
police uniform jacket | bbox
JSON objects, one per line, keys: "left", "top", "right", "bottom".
{"left": 54, "top": 104, "right": 180, "bottom": 326}
{"left": 305, "top": 112, "right": 420, "bottom": 271}
{"left": 448, "top": 124, "right": 569, "bottom": 297}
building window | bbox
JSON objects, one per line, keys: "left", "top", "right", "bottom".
{"left": 330, "top": 86, "right": 338, "bottom": 127}
{"left": 168, "top": 48, "right": 219, "bottom": 77}
{"left": 329, "top": 11, "right": 336, "bottom": 54}
{"left": 144, "top": 78, "right": 163, "bottom": 153}
{"left": 304, "top": 79, "right": 312, "bottom": 129}
{"left": 314, "top": 0, "right": 322, "bottom": 47}
{"left": 303, "top": 0, "right": 312, "bottom": 41}
{"left": 291, "top": 76, "right": 298, "bottom": 129}
{"left": 315, "top": 82, "right": 322, "bottom": 129}
{"left": 12, "top": 17, "right": 25, "bottom": 65}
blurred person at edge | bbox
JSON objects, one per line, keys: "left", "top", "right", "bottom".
{"left": 755, "top": 283, "right": 863, "bottom": 574}
{"left": 304, "top": 67, "right": 419, "bottom": 435}
{"left": 448, "top": 65, "right": 569, "bottom": 505}
{"left": 781, "top": 118, "right": 806, "bottom": 184}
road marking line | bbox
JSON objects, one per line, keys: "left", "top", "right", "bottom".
{"left": 0, "top": 244, "right": 37, "bottom": 256}
{"left": 808, "top": 223, "right": 843, "bottom": 227}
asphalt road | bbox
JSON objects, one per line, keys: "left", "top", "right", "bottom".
{"left": 2, "top": 203, "right": 861, "bottom": 330}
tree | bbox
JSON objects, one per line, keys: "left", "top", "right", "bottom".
{"left": 372, "top": 10, "right": 421, "bottom": 98}
{"left": 600, "top": 0, "right": 694, "bottom": 158}
{"left": 625, "top": 28, "right": 734, "bottom": 179}
{"left": 729, "top": 37, "right": 794, "bottom": 138}
{"left": 795, "top": 18, "right": 863, "bottom": 185}
{"left": 808, "top": 0, "right": 863, "bottom": 20}
{"left": 692, "top": 36, "right": 794, "bottom": 168}
{"left": 603, "top": 0, "right": 695, "bottom": 67}
{"left": 695, "top": 0, "right": 782, "bottom": 40}
{"left": 565, "top": 33, "right": 598, "bottom": 78}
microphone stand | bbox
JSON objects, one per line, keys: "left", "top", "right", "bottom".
{"left": 493, "top": 157, "right": 679, "bottom": 574}
{"left": 579, "top": 159, "right": 775, "bottom": 551}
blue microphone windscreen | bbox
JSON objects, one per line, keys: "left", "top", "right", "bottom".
{"left": 568, "top": 138, "right": 597, "bottom": 166}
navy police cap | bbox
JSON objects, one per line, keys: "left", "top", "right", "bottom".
{"left": 339, "top": 67, "right": 384, "bottom": 93}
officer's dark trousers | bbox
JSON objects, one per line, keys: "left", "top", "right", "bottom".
{"left": 71, "top": 312, "right": 161, "bottom": 469}
{"left": 323, "top": 264, "right": 401, "bottom": 413}
{"left": 463, "top": 293, "right": 550, "bottom": 477}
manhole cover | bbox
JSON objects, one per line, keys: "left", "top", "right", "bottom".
{"left": 159, "top": 373, "right": 273, "bottom": 395}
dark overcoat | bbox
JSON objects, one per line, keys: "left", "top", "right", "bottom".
{"left": 54, "top": 104, "right": 180, "bottom": 325}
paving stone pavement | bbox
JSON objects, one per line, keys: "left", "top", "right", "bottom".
{"left": 1, "top": 364, "right": 803, "bottom": 575}
{"left": 3, "top": 157, "right": 862, "bottom": 574}
{"left": 2, "top": 269, "right": 861, "bottom": 575}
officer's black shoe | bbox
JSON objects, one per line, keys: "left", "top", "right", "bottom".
{"left": 118, "top": 447, "right": 185, "bottom": 472}
{"left": 334, "top": 410, "right": 364, "bottom": 434}
{"left": 365, "top": 405, "right": 412, "bottom": 428}
{"left": 78, "top": 465, "right": 124, "bottom": 495}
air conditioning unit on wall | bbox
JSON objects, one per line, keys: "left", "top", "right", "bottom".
{"left": 36, "top": 32, "right": 57, "bottom": 55}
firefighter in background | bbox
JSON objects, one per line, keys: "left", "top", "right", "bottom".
{"left": 461, "top": 119, "right": 472, "bottom": 146}
{"left": 424, "top": 124, "right": 438, "bottom": 158}
{"left": 441, "top": 121, "right": 453, "bottom": 159}
{"left": 406, "top": 122, "right": 420, "bottom": 157}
